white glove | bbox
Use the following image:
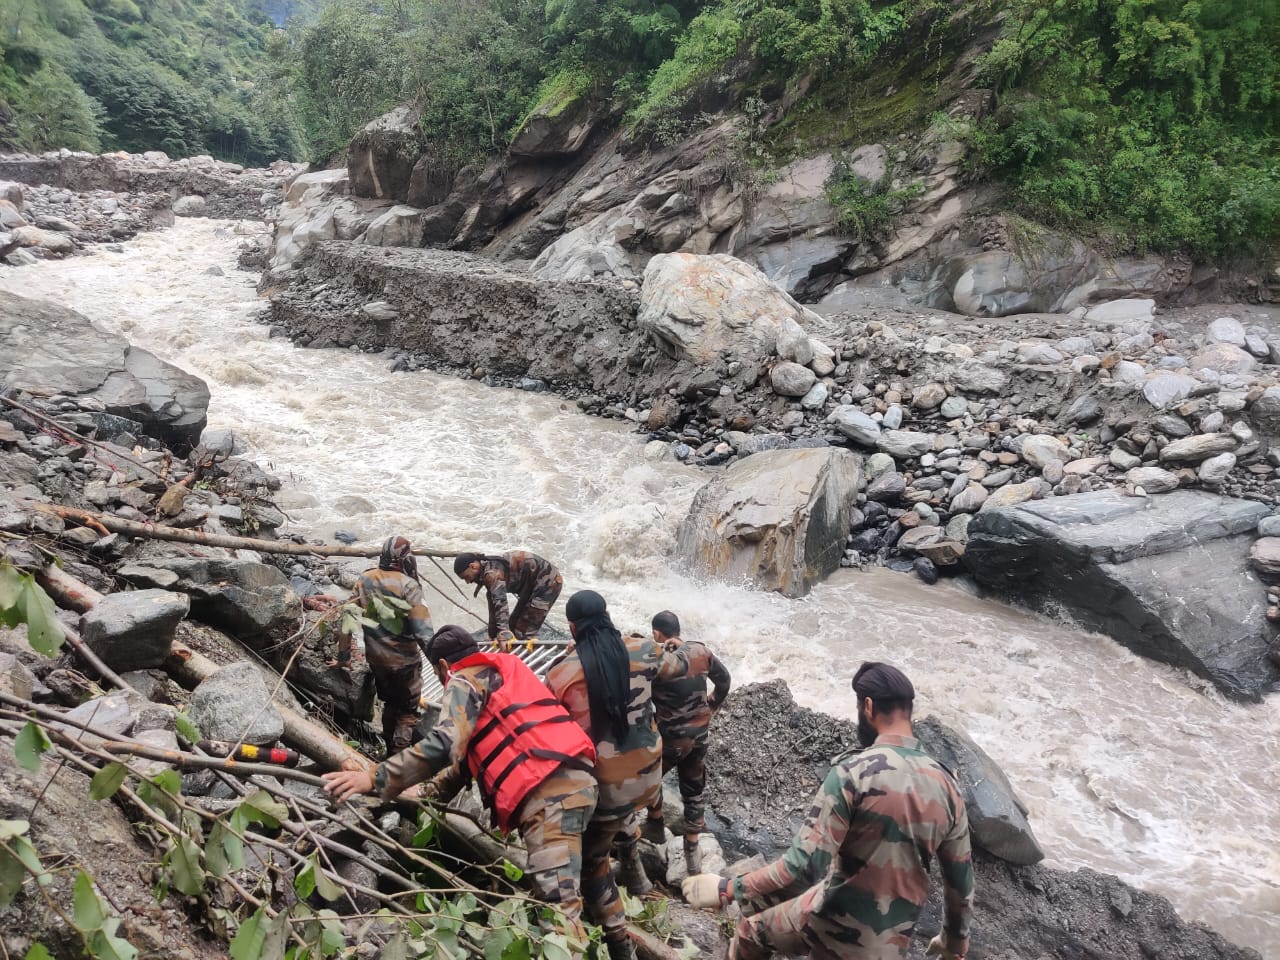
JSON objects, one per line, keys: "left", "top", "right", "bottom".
{"left": 681, "top": 873, "right": 728, "bottom": 909}
{"left": 926, "top": 934, "right": 963, "bottom": 960}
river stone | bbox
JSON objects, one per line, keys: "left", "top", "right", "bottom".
{"left": 800, "top": 382, "right": 829, "bottom": 410}
{"left": 1152, "top": 415, "right": 1192, "bottom": 438}
{"left": 1250, "top": 538, "right": 1280, "bottom": 579}
{"left": 1126, "top": 467, "right": 1180, "bottom": 494}
{"left": 172, "top": 195, "right": 207, "bottom": 216}
{"left": 865, "top": 452, "right": 895, "bottom": 479}
{"left": 57, "top": 693, "right": 135, "bottom": 742}
{"left": 912, "top": 382, "right": 947, "bottom": 410}
{"left": 1021, "top": 435, "right": 1069, "bottom": 469}
{"left": 79, "top": 589, "right": 190, "bottom": 672}
{"left": 877, "top": 430, "right": 933, "bottom": 458}
{"left": 775, "top": 318, "right": 813, "bottom": 365}
{"left": 940, "top": 397, "right": 968, "bottom": 419}
{"left": 914, "top": 717, "right": 1044, "bottom": 865}
{"left": 639, "top": 253, "right": 818, "bottom": 364}
{"left": 964, "top": 489, "right": 1276, "bottom": 700}
{"left": 1141, "top": 373, "right": 1199, "bottom": 408}
{"left": 676, "top": 448, "right": 862, "bottom": 598}
{"left": 189, "top": 661, "right": 284, "bottom": 747}
{"left": 828, "top": 408, "right": 880, "bottom": 446}
{"left": 1206, "top": 316, "right": 1247, "bottom": 347}
{"left": 1065, "top": 457, "right": 1106, "bottom": 476}
{"left": 808, "top": 339, "right": 835, "bottom": 376}
{"left": 1109, "top": 360, "right": 1146, "bottom": 384}
{"left": 1187, "top": 343, "right": 1256, "bottom": 375}
{"left": 1258, "top": 516, "right": 1280, "bottom": 537}
{"left": 363, "top": 204, "right": 427, "bottom": 247}
{"left": 897, "top": 525, "right": 944, "bottom": 552}
{"left": 945, "top": 514, "right": 973, "bottom": 542}
{"left": 982, "top": 481, "right": 1039, "bottom": 511}
{"left": 135, "top": 555, "right": 301, "bottom": 636}
{"left": 1109, "top": 448, "right": 1141, "bottom": 471}
{"left": 1198, "top": 452, "right": 1236, "bottom": 486}
{"left": 1158, "top": 434, "right": 1237, "bottom": 464}
{"left": 951, "top": 484, "right": 989, "bottom": 513}
{"left": 882, "top": 405, "right": 903, "bottom": 430}
{"left": 766, "top": 362, "right": 811, "bottom": 398}
{"left": 1016, "top": 343, "right": 1064, "bottom": 365}
{"left": 12, "top": 225, "right": 74, "bottom": 254}
{"left": 866, "top": 470, "right": 906, "bottom": 503}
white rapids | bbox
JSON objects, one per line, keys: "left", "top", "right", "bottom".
{"left": 3, "top": 219, "right": 1277, "bottom": 956}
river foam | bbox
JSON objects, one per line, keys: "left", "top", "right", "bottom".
{"left": 4, "top": 219, "right": 1277, "bottom": 956}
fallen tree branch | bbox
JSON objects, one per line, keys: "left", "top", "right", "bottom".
{"left": 0, "top": 394, "right": 171, "bottom": 482}
{"left": 33, "top": 503, "right": 462, "bottom": 559}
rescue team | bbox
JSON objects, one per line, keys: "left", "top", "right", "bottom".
{"left": 322, "top": 537, "right": 975, "bottom": 960}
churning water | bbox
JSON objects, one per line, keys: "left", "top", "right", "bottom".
{"left": 4, "top": 219, "right": 1277, "bottom": 955}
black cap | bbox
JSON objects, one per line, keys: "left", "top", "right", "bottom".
{"left": 425, "top": 624, "right": 479, "bottom": 664}
{"left": 852, "top": 661, "right": 915, "bottom": 702}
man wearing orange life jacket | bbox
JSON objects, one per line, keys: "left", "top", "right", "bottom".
{"left": 323, "top": 624, "right": 598, "bottom": 942}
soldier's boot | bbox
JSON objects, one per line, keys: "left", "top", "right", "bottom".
{"left": 617, "top": 850, "right": 653, "bottom": 897}
{"left": 606, "top": 937, "right": 636, "bottom": 960}
{"left": 683, "top": 835, "right": 702, "bottom": 875}
{"left": 640, "top": 815, "right": 666, "bottom": 844}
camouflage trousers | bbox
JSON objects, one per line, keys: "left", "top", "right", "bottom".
{"left": 518, "top": 765, "right": 598, "bottom": 944}
{"left": 733, "top": 883, "right": 910, "bottom": 960}
{"left": 507, "top": 572, "right": 563, "bottom": 640}
{"left": 737, "top": 885, "right": 834, "bottom": 960}
{"left": 582, "top": 809, "right": 641, "bottom": 943}
{"left": 647, "top": 733, "right": 707, "bottom": 835}
{"left": 363, "top": 635, "right": 422, "bottom": 754}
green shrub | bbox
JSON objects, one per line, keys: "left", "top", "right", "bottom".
{"left": 13, "top": 63, "right": 102, "bottom": 151}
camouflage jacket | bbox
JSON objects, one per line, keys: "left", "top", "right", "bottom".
{"left": 544, "top": 633, "right": 685, "bottom": 819}
{"left": 732, "top": 734, "right": 975, "bottom": 959}
{"left": 339, "top": 567, "right": 433, "bottom": 660}
{"left": 652, "top": 638, "right": 731, "bottom": 744}
{"left": 477, "top": 551, "right": 557, "bottom": 637}
{"left": 373, "top": 662, "right": 497, "bottom": 800}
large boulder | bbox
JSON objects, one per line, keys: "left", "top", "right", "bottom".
{"left": 964, "top": 490, "right": 1277, "bottom": 700}
{"left": 0, "top": 295, "right": 209, "bottom": 450}
{"left": 362, "top": 205, "right": 427, "bottom": 247}
{"left": 268, "top": 169, "right": 392, "bottom": 274}
{"left": 127, "top": 554, "right": 301, "bottom": 637}
{"left": 189, "top": 661, "right": 285, "bottom": 746}
{"left": 932, "top": 238, "right": 1097, "bottom": 317}
{"left": 508, "top": 81, "right": 599, "bottom": 159}
{"left": 79, "top": 590, "right": 190, "bottom": 672}
{"left": 347, "top": 106, "right": 425, "bottom": 203}
{"left": 913, "top": 717, "right": 1044, "bottom": 865}
{"left": 676, "top": 448, "right": 862, "bottom": 598}
{"left": 638, "top": 253, "right": 821, "bottom": 364}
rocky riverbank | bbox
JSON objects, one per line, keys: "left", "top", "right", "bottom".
{"left": 0, "top": 150, "right": 303, "bottom": 264}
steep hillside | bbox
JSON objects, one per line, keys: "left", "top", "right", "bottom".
{"left": 276, "top": 0, "right": 1277, "bottom": 261}
{"left": 0, "top": 0, "right": 302, "bottom": 164}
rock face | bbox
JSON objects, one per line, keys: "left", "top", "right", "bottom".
{"left": 0, "top": 295, "right": 210, "bottom": 450}
{"left": 913, "top": 717, "right": 1044, "bottom": 865}
{"left": 189, "top": 661, "right": 285, "bottom": 746}
{"left": 676, "top": 448, "right": 862, "bottom": 598}
{"left": 268, "top": 169, "right": 394, "bottom": 274}
{"left": 638, "top": 253, "right": 819, "bottom": 363}
{"left": 79, "top": 590, "right": 189, "bottom": 672}
{"left": 964, "top": 490, "right": 1277, "bottom": 700}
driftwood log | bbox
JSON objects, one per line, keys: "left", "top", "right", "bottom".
{"left": 34, "top": 503, "right": 461, "bottom": 559}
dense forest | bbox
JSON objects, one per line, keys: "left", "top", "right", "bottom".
{"left": 2, "top": 0, "right": 1276, "bottom": 257}
{"left": 0, "top": 0, "right": 308, "bottom": 164}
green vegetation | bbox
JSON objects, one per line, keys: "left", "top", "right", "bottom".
{"left": 826, "top": 163, "right": 927, "bottom": 240}
{"left": 967, "top": 0, "right": 1279, "bottom": 256}
{"left": 0, "top": 0, "right": 304, "bottom": 163}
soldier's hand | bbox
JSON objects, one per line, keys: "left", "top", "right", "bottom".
{"left": 322, "top": 769, "right": 375, "bottom": 803}
{"left": 497, "top": 632, "right": 516, "bottom": 653}
{"left": 925, "top": 934, "right": 963, "bottom": 960}
{"left": 681, "top": 873, "right": 729, "bottom": 909}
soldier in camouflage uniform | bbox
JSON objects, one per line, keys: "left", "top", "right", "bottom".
{"left": 453, "top": 550, "right": 563, "bottom": 650}
{"left": 331, "top": 536, "right": 433, "bottom": 754}
{"left": 322, "top": 625, "right": 599, "bottom": 945}
{"left": 682, "top": 662, "right": 974, "bottom": 960}
{"left": 642, "top": 610, "right": 732, "bottom": 874}
{"left": 545, "top": 590, "right": 688, "bottom": 960}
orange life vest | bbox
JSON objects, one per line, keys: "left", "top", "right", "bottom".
{"left": 457, "top": 651, "right": 596, "bottom": 831}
